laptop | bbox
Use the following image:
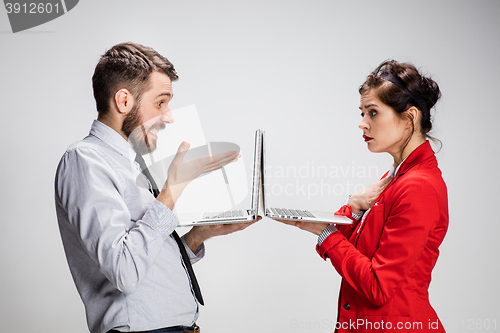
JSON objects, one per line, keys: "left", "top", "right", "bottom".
{"left": 177, "top": 130, "right": 262, "bottom": 226}
{"left": 260, "top": 130, "right": 352, "bottom": 225}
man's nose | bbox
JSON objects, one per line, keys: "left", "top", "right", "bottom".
{"left": 161, "top": 108, "right": 174, "bottom": 124}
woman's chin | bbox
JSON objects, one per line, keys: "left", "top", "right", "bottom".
{"left": 366, "top": 145, "right": 384, "bottom": 154}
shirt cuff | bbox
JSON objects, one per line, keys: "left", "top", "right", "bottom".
{"left": 181, "top": 235, "right": 205, "bottom": 264}
{"left": 351, "top": 209, "right": 365, "bottom": 220}
{"left": 318, "top": 224, "right": 338, "bottom": 246}
{"left": 141, "top": 199, "right": 179, "bottom": 239}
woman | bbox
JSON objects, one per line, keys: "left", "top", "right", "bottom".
{"left": 282, "top": 60, "right": 448, "bottom": 332}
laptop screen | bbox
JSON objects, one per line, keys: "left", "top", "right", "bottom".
{"left": 250, "top": 130, "right": 262, "bottom": 215}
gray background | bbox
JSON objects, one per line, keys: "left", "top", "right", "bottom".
{"left": 1, "top": 0, "right": 499, "bottom": 332}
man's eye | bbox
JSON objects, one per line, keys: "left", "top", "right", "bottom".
{"left": 158, "top": 102, "right": 163, "bottom": 107}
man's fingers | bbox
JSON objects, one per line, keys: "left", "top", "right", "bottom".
{"left": 208, "top": 219, "right": 258, "bottom": 236}
{"left": 172, "top": 141, "right": 191, "bottom": 163}
{"left": 206, "top": 152, "right": 240, "bottom": 171}
{"left": 210, "top": 151, "right": 239, "bottom": 164}
{"left": 191, "top": 151, "right": 238, "bottom": 173}
{"left": 168, "top": 149, "right": 240, "bottom": 186}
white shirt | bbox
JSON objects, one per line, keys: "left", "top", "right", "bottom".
{"left": 55, "top": 120, "right": 204, "bottom": 333}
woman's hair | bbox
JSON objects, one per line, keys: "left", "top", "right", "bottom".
{"left": 359, "top": 60, "right": 441, "bottom": 146}
{"left": 92, "top": 42, "right": 179, "bottom": 115}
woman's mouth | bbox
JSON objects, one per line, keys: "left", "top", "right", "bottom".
{"left": 363, "top": 135, "right": 373, "bottom": 142}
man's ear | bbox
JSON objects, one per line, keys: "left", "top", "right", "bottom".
{"left": 114, "top": 89, "right": 135, "bottom": 115}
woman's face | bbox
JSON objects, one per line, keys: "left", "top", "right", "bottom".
{"left": 359, "top": 89, "right": 410, "bottom": 156}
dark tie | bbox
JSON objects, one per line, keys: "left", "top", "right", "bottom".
{"left": 135, "top": 154, "right": 204, "bottom": 306}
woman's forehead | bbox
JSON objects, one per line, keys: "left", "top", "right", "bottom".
{"left": 359, "top": 90, "right": 380, "bottom": 109}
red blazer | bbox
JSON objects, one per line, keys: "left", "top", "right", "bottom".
{"left": 317, "top": 141, "right": 448, "bottom": 332}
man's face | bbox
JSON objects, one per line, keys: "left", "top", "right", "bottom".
{"left": 123, "top": 71, "right": 174, "bottom": 155}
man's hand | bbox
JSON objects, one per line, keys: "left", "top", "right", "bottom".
{"left": 156, "top": 142, "right": 240, "bottom": 209}
{"left": 348, "top": 175, "right": 393, "bottom": 214}
{"left": 183, "top": 216, "right": 261, "bottom": 253}
{"left": 275, "top": 219, "right": 330, "bottom": 236}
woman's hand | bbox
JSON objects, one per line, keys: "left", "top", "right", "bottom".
{"left": 276, "top": 219, "right": 330, "bottom": 236}
{"left": 348, "top": 176, "right": 393, "bottom": 214}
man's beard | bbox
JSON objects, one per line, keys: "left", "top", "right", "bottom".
{"left": 122, "top": 103, "right": 165, "bottom": 155}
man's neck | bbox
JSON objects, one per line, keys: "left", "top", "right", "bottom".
{"left": 97, "top": 113, "right": 128, "bottom": 141}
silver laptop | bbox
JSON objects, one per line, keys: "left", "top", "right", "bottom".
{"left": 177, "top": 130, "right": 262, "bottom": 226}
{"left": 260, "top": 130, "right": 352, "bottom": 225}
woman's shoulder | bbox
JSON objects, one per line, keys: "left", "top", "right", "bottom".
{"left": 407, "top": 156, "right": 446, "bottom": 188}
{"left": 383, "top": 161, "right": 447, "bottom": 208}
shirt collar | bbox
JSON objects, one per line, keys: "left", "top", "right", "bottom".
{"left": 385, "top": 141, "right": 435, "bottom": 178}
{"left": 396, "top": 141, "right": 435, "bottom": 177}
{"left": 386, "top": 158, "right": 406, "bottom": 178}
{"left": 89, "top": 120, "right": 137, "bottom": 163}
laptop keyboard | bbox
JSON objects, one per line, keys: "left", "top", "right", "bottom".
{"left": 267, "top": 208, "right": 316, "bottom": 218}
{"left": 202, "top": 210, "right": 245, "bottom": 219}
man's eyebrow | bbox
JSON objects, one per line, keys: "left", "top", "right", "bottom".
{"left": 157, "top": 91, "right": 173, "bottom": 98}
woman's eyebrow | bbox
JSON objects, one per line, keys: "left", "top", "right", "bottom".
{"left": 359, "top": 103, "right": 378, "bottom": 110}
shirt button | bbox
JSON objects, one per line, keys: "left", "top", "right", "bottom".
{"left": 343, "top": 303, "right": 351, "bottom": 310}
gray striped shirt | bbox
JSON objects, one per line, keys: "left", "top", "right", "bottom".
{"left": 55, "top": 120, "right": 203, "bottom": 333}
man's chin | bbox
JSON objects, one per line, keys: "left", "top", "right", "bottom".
{"left": 135, "top": 142, "right": 158, "bottom": 155}
{"left": 129, "top": 134, "right": 158, "bottom": 155}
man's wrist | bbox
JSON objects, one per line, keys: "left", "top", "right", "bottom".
{"left": 157, "top": 180, "right": 186, "bottom": 211}
{"left": 183, "top": 228, "right": 207, "bottom": 253}
{"left": 181, "top": 235, "right": 205, "bottom": 263}
{"left": 156, "top": 188, "right": 175, "bottom": 210}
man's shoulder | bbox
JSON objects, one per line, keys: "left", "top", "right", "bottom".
{"left": 58, "top": 135, "right": 121, "bottom": 174}
{"left": 66, "top": 133, "right": 103, "bottom": 150}
{"left": 64, "top": 134, "right": 117, "bottom": 158}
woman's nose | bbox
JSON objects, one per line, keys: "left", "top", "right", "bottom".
{"left": 359, "top": 116, "right": 369, "bottom": 130}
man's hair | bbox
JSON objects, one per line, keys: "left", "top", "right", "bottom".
{"left": 92, "top": 42, "right": 179, "bottom": 115}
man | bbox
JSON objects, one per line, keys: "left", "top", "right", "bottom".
{"left": 55, "top": 42, "right": 257, "bottom": 333}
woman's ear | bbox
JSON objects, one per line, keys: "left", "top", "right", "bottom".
{"left": 404, "top": 106, "right": 419, "bottom": 128}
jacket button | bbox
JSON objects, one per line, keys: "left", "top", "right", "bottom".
{"left": 343, "top": 303, "right": 351, "bottom": 310}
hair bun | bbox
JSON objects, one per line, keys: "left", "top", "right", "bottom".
{"left": 421, "top": 76, "right": 441, "bottom": 111}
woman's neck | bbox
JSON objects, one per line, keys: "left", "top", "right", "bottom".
{"left": 392, "top": 135, "right": 426, "bottom": 167}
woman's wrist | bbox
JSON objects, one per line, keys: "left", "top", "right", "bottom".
{"left": 318, "top": 224, "right": 339, "bottom": 246}
{"left": 348, "top": 196, "right": 362, "bottom": 215}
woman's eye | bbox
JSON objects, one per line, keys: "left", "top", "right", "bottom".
{"left": 158, "top": 101, "right": 163, "bottom": 107}
{"left": 360, "top": 112, "right": 364, "bottom": 118}
{"left": 370, "top": 110, "right": 377, "bottom": 117}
